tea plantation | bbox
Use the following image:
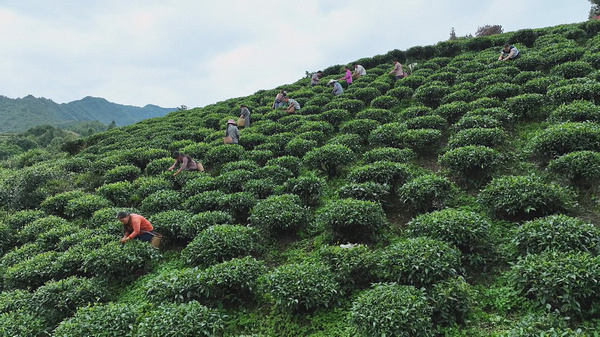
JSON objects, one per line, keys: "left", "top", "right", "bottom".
{"left": 2, "top": 21, "right": 600, "bottom": 336}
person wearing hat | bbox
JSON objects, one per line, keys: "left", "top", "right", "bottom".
{"left": 328, "top": 79, "right": 343, "bottom": 96}
{"left": 117, "top": 211, "right": 155, "bottom": 243}
{"left": 240, "top": 105, "right": 251, "bottom": 127}
{"left": 168, "top": 151, "right": 204, "bottom": 176}
{"left": 225, "top": 119, "right": 240, "bottom": 144}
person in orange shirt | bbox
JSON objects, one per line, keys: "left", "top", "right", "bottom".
{"left": 117, "top": 211, "right": 155, "bottom": 243}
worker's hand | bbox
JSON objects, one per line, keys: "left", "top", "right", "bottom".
{"left": 167, "top": 167, "right": 173, "bottom": 171}
{"left": 173, "top": 171, "right": 179, "bottom": 176}
{"left": 120, "top": 237, "right": 129, "bottom": 244}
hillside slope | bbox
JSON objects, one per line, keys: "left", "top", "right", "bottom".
{"left": 0, "top": 95, "right": 175, "bottom": 132}
{"left": 0, "top": 20, "right": 600, "bottom": 336}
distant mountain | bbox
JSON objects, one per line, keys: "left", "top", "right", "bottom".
{"left": 0, "top": 95, "right": 176, "bottom": 133}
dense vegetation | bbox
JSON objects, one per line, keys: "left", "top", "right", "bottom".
{"left": 1, "top": 21, "right": 600, "bottom": 336}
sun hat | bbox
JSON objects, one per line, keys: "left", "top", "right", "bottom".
{"left": 227, "top": 119, "right": 236, "bottom": 124}
{"left": 328, "top": 79, "right": 337, "bottom": 85}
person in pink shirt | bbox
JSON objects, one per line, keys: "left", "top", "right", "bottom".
{"left": 339, "top": 66, "right": 353, "bottom": 88}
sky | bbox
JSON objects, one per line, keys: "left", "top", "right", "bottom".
{"left": 0, "top": 0, "right": 592, "bottom": 109}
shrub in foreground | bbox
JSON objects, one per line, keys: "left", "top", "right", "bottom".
{"left": 136, "top": 301, "right": 227, "bottom": 336}
{"left": 250, "top": 194, "right": 307, "bottom": 236}
{"left": 317, "top": 198, "right": 388, "bottom": 243}
{"left": 54, "top": 302, "right": 139, "bottom": 337}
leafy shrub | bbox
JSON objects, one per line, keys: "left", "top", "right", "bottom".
{"left": 102, "top": 164, "right": 141, "bottom": 184}
{"left": 238, "top": 132, "right": 268, "bottom": 151}
{"left": 401, "top": 129, "right": 443, "bottom": 154}
{"left": 338, "top": 182, "right": 390, "bottom": 203}
{"left": 362, "top": 147, "right": 416, "bottom": 164}
{"left": 180, "top": 211, "right": 234, "bottom": 240}
{"left": 348, "top": 161, "right": 414, "bottom": 190}
{"left": 547, "top": 151, "right": 600, "bottom": 187}
{"left": 0, "top": 311, "right": 47, "bottom": 337}
{"left": 181, "top": 225, "right": 261, "bottom": 267}
{"left": 253, "top": 165, "right": 294, "bottom": 184}
{"left": 505, "top": 312, "right": 583, "bottom": 337}
{"left": 35, "top": 223, "right": 73, "bottom": 251}
{"left": 205, "top": 144, "right": 245, "bottom": 168}
{"left": 439, "top": 145, "right": 503, "bottom": 186}
{"left": 465, "top": 107, "right": 515, "bottom": 127}
{"left": 413, "top": 82, "right": 452, "bottom": 108}
{"left": 504, "top": 93, "right": 545, "bottom": 119}
{"left": 137, "top": 301, "right": 227, "bottom": 336}
{"left": 0, "top": 223, "right": 15, "bottom": 255}
{"left": 317, "top": 109, "right": 351, "bottom": 129}
{"left": 54, "top": 303, "right": 138, "bottom": 337}
{"left": 96, "top": 181, "right": 134, "bottom": 206}
{"left": 31, "top": 276, "right": 108, "bottom": 325}
{"left": 40, "top": 190, "right": 87, "bottom": 218}
{"left": 64, "top": 194, "right": 112, "bottom": 219}
{"left": 376, "top": 237, "right": 463, "bottom": 287}
{"left": 140, "top": 189, "right": 181, "bottom": 215}
{"left": 242, "top": 178, "right": 277, "bottom": 199}
{"left": 368, "top": 122, "right": 408, "bottom": 148}
{"left": 81, "top": 240, "right": 159, "bottom": 279}
{"left": 477, "top": 174, "right": 577, "bottom": 221}
{"left": 397, "top": 174, "right": 458, "bottom": 213}
{"left": 479, "top": 82, "right": 521, "bottom": 100}
{"left": 435, "top": 101, "right": 470, "bottom": 124}
{"left": 317, "top": 198, "right": 388, "bottom": 243}
{"left": 2, "top": 209, "right": 45, "bottom": 230}
{"left": 214, "top": 169, "right": 253, "bottom": 193}
{"left": 522, "top": 76, "right": 554, "bottom": 94}
{"left": 148, "top": 210, "right": 195, "bottom": 241}
{"left": 513, "top": 214, "right": 600, "bottom": 256}
{"left": 429, "top": 277, "right": 474, "bottom": 327}
{"left": 281, "top": 173, "right": 326, "bottom": 206}
{"left": 547, "top": 82, "right": 600, "bottom": 103}
{"left": 508, "top": 250, "right": 600, "bottom": 317}
{"left": 549, "top": 100, "right": 600, "bottom": 123}
{"left": 285, "top": 137, "right": 318, "bottom": 158}
{"left": 528, "top": 122, "right": 600, "bottom": 163}
{"left": 550, "top": 61, "right": 594, "bottom": 79}
{"left": 259, "top": 261, "right": 340, "bottom": 312}
{"left": 296, "top": 120, "right": 335, "bottom": 135}
{"left": 350, "top": 283, "right": 433, "bottom": 337}
{"left": 4, "top": 251, "right": 62, "bottom": 290}
{"left": 88, "top": 207, "right": 135, "bottom": 235}
{"left": 440, "top": 89, "right": 474, "bottom": 104}
{"left": 339, "top": 119, "right": 381, "bottom": 141}
{"left": 386, "top": 86, "right": 414, "bottom": 100}
{"left": 407, "top": 209, "right": 493, "bottom": 256}
{"left": 509, "top": 28, "right": 539, "bottom": 47}
{"left": 317, "top": 244, "right": 376, "bottom": 290}
{"left": 452, "top": 115, "right": 501, "bottom": 132}
{"left": 448, "top": 127, "right": 507, "bottom": 149}
{"left": 266, "top": 156, "right": 301, "bottom": 176}
{"left": 250, "top": 194, "right": 307, "bottom": 236}
{"left": 303, "top": 144, "right": 356, "bottom": 176}
{"left": 370, "top": 95, "right": 398, "bottom": 109}
{"left": 353, "top": 87, "right": 380, "bottom": 103}
{"left": 180, "top": 175, "right": 216, "bottom": 197}
{"left": 355, "top": 108, "right": 395, "bottom": 124}
{"left": 183, "top": 190, "right": 228, "bottom": 213}
{"left": 404, "top": 115, "right": 447, "bottom": 131}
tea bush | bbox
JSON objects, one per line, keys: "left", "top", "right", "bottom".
{"left": 148, "top": 210, "right": 195, "bottom": 241}
{"left": 54, "top": 302, "right": 138, "bottom": 337}
{"left": 31, "top": 276, "right": 108, "bottom": 326}
{"left": 447, "top": 127, "right": 507, "bottom": 149}
{"left": 406, "top": 209, "right": 493, "bottom": 256}
{"left": 398, "top": 174, "right": 458, "bottom": 214}
{"left": 242, "top": 178, "right": 277, "bottom": 199}
{"left": 386, "top": 86, "right": 414, "bottom": 100}
{"left": 362, "top": 147, "right": 416, "bottom": 164}
{"left": 136, "top": 301, "right": 227, "bottom": 336}
{"left": 549, "top": 100, "right": 600, "bottom": 123}
{"left": 368, "top": 122, "right": 409, "bottom": 148}
{"left": 4, "top": 251, "right": 62, "bottom": 290}
{"left": 0, "top": 223, "right": 15, "bottom": 255}
{"left": 38, "top": 190, "right": 84, "bottom": 218}
{"left": 253, "top": 165, "right": 294, "bottom": 184}
{"left": 339, "top": 119, "right": 381, "bottom": 141}
{"left": 183, "top": 190, "right": 228, "bottom": 213}
{"left": 250, "top": 194, "right": 307, "bottom": 236}
{"left": 317, "top": 109, "right": 351, "bottom": 129}
{"left": 317, "top": 244, "right": 376, "bottom": 291}
{"left": 547, "top": 82, "right": 600, "bottom": 103}
{"left": 35, "top": 224, "right": 73, "bottom": 251}
{"left": 528, "top": 122, "right": 600, "bottom": 163}
{"left": 303, "top": 144, "right": 356, "bottom": 176}
{"left": 0, "top": 244, "right": 44, "bottom": 271}
{"left": 550, "top": 61, "right": 594, "bottom": 79}
{"left": 281, "top": 173, "right": 326, "bottom": 206}
{"left": 179, "top": 211, "right": 234, "bottom": 239}
{"left": 440, "top": 89, "right": 474, "bottom": 104}
{"left": 479, "top": 82, "right": 521, "bottom": 100}
{"left": 17, "top": 216, "right": 67, "bottom": 246}
{"left": 509, "top": 250, "right": 600, "bottom": 317}
{"left": 429, "top": 277, "right": 474, "bottom": 327}
{"left": 296, "top": 120, "right": 335, "bottom": 136}
{"left": 102, "top": 164, "right": 141, "bottom": 184}
{"left": 0, "top": 311, "right": 47, "bottom": 337}
{"left": 355, "top": 108, "right": 395, "bottom": 124}
{"left": 348, "top": 161, "right": 414, "bottom": 189}
{"left": 140, "top": 189, "right": 181, "bottom": 215}
{"left": 259, "top": 261, "right": 340, "bottom": 312}
{"left": 214, "top": 169, "right": 253, "bottom": 193}
{"left": 465, "top": 107, "right": 516, "bottom": 127}
{"left": 205, "top": 144, "right": 245, "bottom": 168}
{"left": 512, "top": 214, "right": 600, "bottom": 256}
{"left": 404, "top": 115, "right": 447, "bottom": 131}
{"left": 242, "top": 149, "right": 273, "bottom": 166}
{"left": 354, "top": 87, "right": 381, "bottom": 103}
{"left": 350, "top": 283, "right": 433, "bottom": 337}
{"left": 477, "top": 174, "right": 577, "bottom": 221}
{"left": 238, "top": 132, "right": 268, "bottom": 151}
{"left": 180, "top": 175, "right": 216, "bottom": 197}
{"left": 266, "top": 156, "right": 302, "bottom": 176}
{"left": 181, "top": 225, "right": 261, "bottom": 267}
{"left": 338, "top": 182, "right": 390, "bottom": 203}
{"left": 435, "top": 101, "right": 470, "bottom": 124}
{"left": 504, "top": 93, "right": 545, "bottom": 119}
{"left": 64, "top": 194, "right": 112, "bottom": 219}
{"left": 96, "top": 181, "right": 134, "bottom": 206}
{"left": 81, "top": 240, "right": 160, "bottom": 279}
{"left": 452, "top": 115, "right": 501, "bottom": 132}
{"left": 2, "top": 209, "right": 45, "bottom": 230}
{"left": 547, "top": 150, "right": 600, "bottom": 187}
{"left": 285, "top": 137, "right": 318, "bottom": 158}
{"left": 413, "top": 82, "right": 452, "bottom": 108}
{"left": 439, "top": 145, "right": 503, "bottom": 186}
{"left": 376, "top": 237, "right": 463, "bottom": 287}
{"left": 505, "top": 312, "right": 583, "bottom": 337}
{"left": 522, "top": 76, "right": 554, "bottom": 94}
{"left": 370, "top": 95, "right": 399, "bottom": 109}
{"left": 317, "top": 198, "right": 388, "bottom": 243}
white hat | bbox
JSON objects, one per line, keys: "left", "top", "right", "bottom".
{"left": 327, "top": 79, "right": 337, "bottom": 85}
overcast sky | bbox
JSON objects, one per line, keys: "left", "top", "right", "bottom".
{"left": 0, "top": 0, "right": 592, "bottom": 109}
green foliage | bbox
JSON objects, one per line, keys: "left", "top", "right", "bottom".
{"left": 206, "top": 144, "right": 245, "bottom": 168}
{"left": 512, "top": 214, "right": 600, "bottom": 256}
{"left": 259, "top": 261, "right": 340, "bottom": 312}
{"left": 376, "top": 237, "right": 463, "bottom": 287}
{"left": 181, "top": 211, "right": 234, "bottom": 239}
{"left": 547, "top": 150, "right": 600, "bottom": 187}
{"left": 448, "top": 127, "right": 507, "bottom": 149}
{"left": 40, "top": 190, "right": 87, "bottom": 217}
{"left": 528, "top": 122, "right": 600, "bottom": 163}
{"left": 505, "top": 312, "right": 582, "bottom": 337}
{"left": 54, "top": 302, "right": 138, "bottom": 337}
{"left": 350, "top": 283, "right": 433, "bottom": 337}
{"left": 477, "top": 174, "right": 577, "bottom": 221}
{"left": 132, "top": 176, "right": 173, "bottom": 198}
{"left": 285, "top": 137, "right": 318, "bottom": 158}
{"left": 413, "top": 82, "right": 452, "bottom": 108}
{"left": 253, "top": 165, "right": 294, "bottom": 185}
{"left": 148, "top": 210, "right": 195, "bottom": 241}
{"left": 4, "top": 251, "right": 62, "bottom": 290}
{"left": 348, "top": 161, "right": 414, "bottom": 190}
{"left": 0, "top": 223, "right": 15, "bottom": 255}
{"left": 281, "top": 173, "right": 326, "bottom": 206}
{"left": 368, "top": 122, "right": 408, "bottom": 148}
{"left": 386, "top": 86, "right": 414, "bottom": 100}
{"left": 303, "top": 144, "right": 356, "bottom": 176}
{"left": 353, "top": 87, "right": 381, "bottom": 103}
{"left": 362, "top": 147, "right": 415, "bottom": 164}
{"left": 2, "top": 209, "right": 45, "bottom": 230}
{"left": 18, "top": 215, "right": 69, "bottom": 245}
{"left": 509, "top": 250, "right": 600, "bottom": 317}
{"left": 183, "top": 190, "right": 228, "bottom": 213}
{"left": 250, "top": 194, "right": 307, "bottom": 236}
{"left": 266, "top": 156, "right": 301, "bottom": 176}
{"left": 64, "top": 194, "right": 112, "bottom": 219}
{"left": 81, "top": 240, "right": 160, "bottom": 279}
{"left": 317, "top": 198, "right": 388, "bottom": 243}
{"left": 406, "top": 209, "right": 493, "bottom": 256}
{"left": 504, "top": 93, "right": 545, "bottom": 119}
{"left": 549, "top": 100, "right": 600, "bottom": 123}
{"left": 96, "top": 181, "right": 134, "bottom": 206}
{"left": 0, "top": 310, "right": 47, "bottom": 337}
{"left": 370, "top": 95, "right": 399, "bottom": 109}
{"left": 355, "top": 108, "right": 395, "bottom": 124}
{"left": 439, "top": 145, "right": 504, "bottom": 187}
{"left": 429, "top": 277, "right": 474, "bottom": 327}
{"left": 180, "top": 175, "right": 216, "bottom": 197}
{"left": 102, "top": 164, "right": 141, "bottom": 184}
{"left": 435, "top": 101, "right": 470, "bottom": 124}
{"left": 550, "top": 61, "right": 595, "bottom": 79}
{"left": 404, "top": 115, "right": 447, "bottom": 131}
{"left": 547, "top": 82, "right": 600, "bottom": 103}
{"left": 338, "top": 182, "right": 390, "bottom": 203}
{"left": 397, "top": 174, "right": 458, "bottom": 213}
{"left": 136, "top": 301, "right": 228, "bottom": 336}
{"left": 31, "top": 276, "right": 108, "bottom": 325}
{"left": 181, "top": 224, "right": 261, "bottom": 267}
{"left": 144, "top": 157, "right": 175, "bottom": 175}
{"left": 140, "top": 189, "right": 181, "bottom": 215}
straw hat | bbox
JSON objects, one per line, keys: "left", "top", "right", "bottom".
{"left": 227, "top": 119, "right": 236, "bottom": 124}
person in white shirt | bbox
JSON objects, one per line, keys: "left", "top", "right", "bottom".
{"left": 352, "top": 64, "right": 366, "bottom": 80}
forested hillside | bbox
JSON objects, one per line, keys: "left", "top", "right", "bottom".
{"left": 0, "top": 95, "right": 175, "bottom": 133}
{"left": 1, "top": 21, "right": 600, "bottom": 336}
